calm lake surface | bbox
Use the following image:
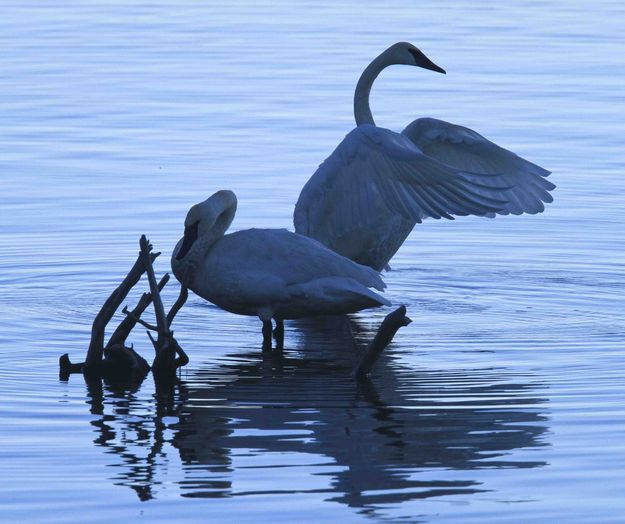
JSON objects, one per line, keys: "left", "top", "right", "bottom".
{"left": 2, "top": 1, "right": 625, "bottom": 522}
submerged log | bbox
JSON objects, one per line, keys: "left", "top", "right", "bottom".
{"left": 107, "top": 274, "right": 169, "bottom": 348}
{"left": 60, "top": 248, "right": 158, "bottom": 381}
{"left": 84, "top": 250, "right": 159, "bottom": 371}
{"left": 139, "top": 235, "right": 188, "bottom": 382}
{"left": 59, "top": 236, "right": 188, "bottom": 383}
{"left": 352, "top": 305, "right": 412, "bottom": 381}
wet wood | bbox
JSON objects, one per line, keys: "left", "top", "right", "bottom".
{"left": 352, "top": 305, "right": 412, "bottom": 381}
{"left": 139, "top": 235, "right": 188, "bottom": 381}
{"left": 84, "top": 250, "right": 159, "bottom": 371}
{"left": 108, "top": 274, "right": 169, "bottom": 348}
{"left": 59, "top": 236, "right": 188, "bottom": 383}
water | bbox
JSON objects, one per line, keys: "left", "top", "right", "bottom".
{"left": 1, "top": 1, "right": 624, "bottom": 522}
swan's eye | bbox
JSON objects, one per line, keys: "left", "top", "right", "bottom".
{"left": 407, "top": 48, "right": 446, "bottom": 74}
{"left": 176, "top": 221, "right": 199, "bottom": 260}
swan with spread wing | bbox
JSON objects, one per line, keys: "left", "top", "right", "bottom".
{"left": 294, "top": 42, "right": 554, "bottom": 271}
{"left": 171, "top": 190, "right": 390, "bottom": 350}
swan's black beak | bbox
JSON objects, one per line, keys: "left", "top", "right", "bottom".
{"left": 408, "top": 48, "right": 446, "bottom": 74}
{"left": 176, "top": 221, "right": 199, "bottom": 260}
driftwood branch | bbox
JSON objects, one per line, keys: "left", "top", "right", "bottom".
{"left": 139, "top": 235, "right": 188, "bottom": 380}
{"left": 140, "top": 236, "right": 169, "bottom": 338}
{"left": 84, "top": 251, "right": 159, "bottom": 370}
{"left": 167, "top": 285, "right": 188, "bottom": 328}
{"left": 107, "top": 274, "right": 169, "bottom": 347}
{"left": 352, "top": 306, "right": 412, "bottom": 381}
{"left": 60, "top": 236, "right": 189, "bottom": 384}
{"left": 122, "top": 307, "right": 160, "bottom": 332}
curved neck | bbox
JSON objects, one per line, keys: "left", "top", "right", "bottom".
{"left": 354, "top": 52, "right": 393, "bottom": 126}
{"left": 181, "top": 232, "right": 214, "bottom": 285}
{"left": 174, "top": 196, "right": 237, "bottom": 286}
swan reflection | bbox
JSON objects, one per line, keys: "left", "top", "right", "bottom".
{"left": 84, "top": 317, "right": 549, "bottom": 516}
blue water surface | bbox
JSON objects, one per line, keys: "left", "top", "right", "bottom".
{"left": 1, "top": 1, "right": 624, "bottom": 522}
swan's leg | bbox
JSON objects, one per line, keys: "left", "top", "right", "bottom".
{"left": 343, "top": 316, "right": 361, "bottom": 352}
{"left": 273, "top": 319, "right": 284, "bottom": 350}
{"left": 262, "top": 320, "right": 273, "bottom": 352}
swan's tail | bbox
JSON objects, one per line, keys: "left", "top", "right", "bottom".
{"left": 290, "top": 277, "right": 390, "bottom": 317}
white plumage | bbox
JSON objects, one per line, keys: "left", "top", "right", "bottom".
{"left": 171, "top": 190, "right": 390, "bottom": 349}
{"left": 294, "top": 42, "right": 554, "bottom": 271}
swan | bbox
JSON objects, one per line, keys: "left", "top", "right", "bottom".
{"left": 171, "top": 190, "right": 390, "bottom": 350}
{"left": 294, "top": 42, "right": 555, "bottom": 271}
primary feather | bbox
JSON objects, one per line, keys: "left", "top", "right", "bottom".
{"left": 294, "top": 43, "right": 554, "bottom": 271}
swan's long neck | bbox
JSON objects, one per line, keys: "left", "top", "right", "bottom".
{"left": 173, "top": 192, "right": 237, "bottom": 286}
{"left": 181, "top": 231, "right": 216, "bottom": 285}
{"left": 354, "top": 52, "right": 393, "bottom": 126}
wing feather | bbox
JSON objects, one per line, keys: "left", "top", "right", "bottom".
{"left": 402, "top": 117, "right": 555, "bottom": 217}
{"left": 294, "top": 118, "right": 555, "bottom": 256}
{"left": 294, "top": 124, "right": 517, "bottom": 245}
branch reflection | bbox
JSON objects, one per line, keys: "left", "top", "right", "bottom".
{"left": 85, "top": 316, "right": 549, "bottom": 516}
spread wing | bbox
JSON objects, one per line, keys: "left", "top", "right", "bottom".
{"left": 402, "top": 117, "right": 555, "bottom": 216}
{"left": 294, "top": 124, "right": 511, "bottom": 242}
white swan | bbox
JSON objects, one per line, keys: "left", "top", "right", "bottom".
{"left": 171, "top": 190, "right": 390, "bottom": 350}
{"left": 294, "top": 42, "right": 555, "bottom": 271}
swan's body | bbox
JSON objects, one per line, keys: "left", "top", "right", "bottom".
{"left": 186, "top": 228, "right": 389, "bottom": 320}
{"left": 171, "top": 191, "right": 390, "bottom": 349}
{"left": 294, "top": 42, "right": 555, "bottom": 271}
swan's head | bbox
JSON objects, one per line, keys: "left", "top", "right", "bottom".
{"left": 386, "top": 42, "right": 446, "bottom": 74}
{"left": 171, "top": 190, "right": 237, "bottom": 284}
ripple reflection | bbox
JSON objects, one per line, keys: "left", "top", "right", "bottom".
{"left": 84, "top": 317, "right": 549, "bottom": 518}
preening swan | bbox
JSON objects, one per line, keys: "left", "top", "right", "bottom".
{"left": 294, "top": 42, "right": 555, "bottom": 271}
{"left": 171, "top": 190, "right": 390, "bottom": 350}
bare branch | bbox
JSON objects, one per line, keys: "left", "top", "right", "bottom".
{"left": 107, "top": 274, "right": 169, "bottom": 348}
{"left": 85, "top": 250, "right": 159, "bottom": 370}
{"left": 61, "top": 236, "right": 188, "bottom": 383}
{"left": 140, "top": 235, "right": 169, "bottom": 339}
{"left": 173, "top": 340, "right": 189, "bottom": 369}
{"left": 352, "top": 306, "right": 412, "bottom": 381}
{"left": 122, "top": 306, "right": 159, "bottom": 332}
{"left": 167, "top": 285, "right": 188, "bottom": 328}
